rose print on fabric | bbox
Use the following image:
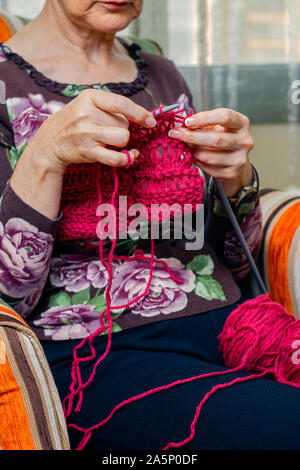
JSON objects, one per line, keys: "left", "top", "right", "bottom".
{"left": 224, "top": 202, "right": 263, "bottom": 279}
{"left": 110, "top": 257, "right": 196, "bottom": 317}
{"left": 50, "top": 254, "right": 120, "bottom": 293}
{"left": 51, "top": 256, "right": 107, "bottom": 293}
{"left": 62, "top": 84, "right": 110, "bottom": 98}
{"left": 187, "top": 255, "right": 227, "bottom": 302}
{"left": 6, "top": 93, "right": 63, "bottom": 150}
{"left": 35, "top": 285, "right": 122, "bottom": 341}
{"left": 34, "top": 304, "right": 103, "bottom": 341}
{"left": 0, "top": 218, "right": 53, "bottom": 298}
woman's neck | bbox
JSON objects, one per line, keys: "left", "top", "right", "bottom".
{"left": 5, "top": 1, "right": 137, "bottom": 86}
{"left": 39, "top": 0, "right": 119, "bottom": 63}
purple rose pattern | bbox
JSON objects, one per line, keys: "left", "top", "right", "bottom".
{"left": 0, "top": 218, "right": 53, "bottom": 300}
{"left": 0, "top": 218, "right": 53, "bottom": 314}
{"left": 6, "top": 93, "right": 64, "bottom": 149}
{"left": 224, "top": 201, "right": 263, "bottom": 279}
{"left": 110, "top": 257, "right": 196, "bottom": 317}
{"left": 34, "top": 304, "right": 102, "bottom": 341}
{"left": 50, "top": 254, "right": 119, "bottom": 292}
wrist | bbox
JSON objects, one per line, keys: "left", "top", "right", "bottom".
{"left": 23, "top": 137, "right": 66, "bottom": 177}
{"left": 221, "top": 163, "right": 253, "bottom": 197}
{"left": 209, "top": 164, "right": 259, "bottom": 220}
{"left": 10, "top": 142, "right": 64, "bottom": 221}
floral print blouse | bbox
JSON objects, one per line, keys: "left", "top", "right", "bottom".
{"left": 0, "top": 39, "right": 263, "bottom": 341}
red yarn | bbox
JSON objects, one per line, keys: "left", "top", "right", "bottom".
{"left": 219, "top": 294, "right": 300, "bottom": 387}
{"left": 67, "top": 294, "right": 300, "bottom": 450}
{"left": 63, "top": 105, "right": 204, "bottom": 448}
{"left": 63, "top": 106, "right": 300, "bottom": 451}
{"left": 57, "top": 107, "right": 204, "bottom": 241}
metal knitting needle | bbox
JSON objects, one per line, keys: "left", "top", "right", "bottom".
{"left": 186, "top": 106, "right": 267, "bottom": 295}
{"left": 214, "top": 180, "right": 268, "bottom": 295}
{"left": 184, "top": 102, "right": 191, "bottom": 116}
{"left": 153, "top": 104, "right": 180, "bottom": 117}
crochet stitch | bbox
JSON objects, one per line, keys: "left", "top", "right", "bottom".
{"left": 57, "top": 106, "right": 204, "bottom": 241}
{"left": 62, "top": 105, "right": 300, "bottom": 452}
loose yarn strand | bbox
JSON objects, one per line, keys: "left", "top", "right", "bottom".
{"left": 61, "top": 106, "right": 300, "bottom": 451}
{"left": 69, "top": 365, "right": 247, "bottom": 450}
{"left": 163, "top": 370, "right": 268, "bottom": 450}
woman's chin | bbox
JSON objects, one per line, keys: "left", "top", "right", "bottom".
{"left": 85, "top": 14, "right": 133, "bottom": 34}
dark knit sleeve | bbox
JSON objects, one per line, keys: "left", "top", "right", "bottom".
{"left": 0, "top": 102, "right": 57, "bottom": 319}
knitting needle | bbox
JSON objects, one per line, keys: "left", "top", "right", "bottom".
{"left": 186, "top": 107, "right": 268, "bottom": 295}
{"left": 184, "top": 102, "right": 191, "bottom": 116}
{"left": 214, "top": 180, "right": 268, "bottom": 295}
{"left": 153, "top": 104, "right": 180, "bottom": 117}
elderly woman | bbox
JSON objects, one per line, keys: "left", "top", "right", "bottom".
{"left": 0, "top": 0, "right": 299, "bottom": 451}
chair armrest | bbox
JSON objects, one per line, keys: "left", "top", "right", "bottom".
{"left": 259, "top": 189, "right": 300, "bottom": 317}
{"left": 0, "top": 299, "right": 70, "bottom": 450}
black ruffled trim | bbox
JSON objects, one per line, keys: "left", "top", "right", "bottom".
{"left": 0, "top": 38, "right": 149, "bottom": 98}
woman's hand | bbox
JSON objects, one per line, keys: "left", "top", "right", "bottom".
{"left": 169, "top": 108, "right": 254, "bottom": 196}
{"left": 10, "top": 89, "right": 156, "bottom": 220}
{"left": 33, "top": 88, "right": 157, "bottom": 173}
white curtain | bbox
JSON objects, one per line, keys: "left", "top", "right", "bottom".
{"left": 1, "top": 0, "right": 300, "bottom": 190}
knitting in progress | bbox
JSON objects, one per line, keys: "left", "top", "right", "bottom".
{"left": 61, "top": 105, "right": 300, "bottom": 451}
{"left": 57, "top": 104, "right": 204, "bottom": 241}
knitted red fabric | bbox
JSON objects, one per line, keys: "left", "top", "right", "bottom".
{"left": 57, "top": 107, "right": 204, "bottom": 241}
{"left": 60, "top": 107, "right": 300, "bottom": 451}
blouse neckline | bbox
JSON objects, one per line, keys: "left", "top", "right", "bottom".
{"left": 0, "top": 37, "right": 149, "bottom": 98}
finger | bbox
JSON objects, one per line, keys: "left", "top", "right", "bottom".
{"left": 92, "top": 146, "right": 139, "bottom": 167}
{"left": 90, "top": 125, "right": 131, "bottom": 148}
{"left": 194, "top": 161, "right": 237, "bottom": 181}
{"left": 81, "top": 89, "right": 157, "bottom": 129}
{"left": 185, "top": 108, "right": 249, "bottom": 130}
{"left": 169, "top": 128, "right": 240, "bottom": 150}
{"left": 194, "top": 150, "right": 239, "bottom": 167}
{"left": 91, "top": 109, "right": 130, "bottom": 129}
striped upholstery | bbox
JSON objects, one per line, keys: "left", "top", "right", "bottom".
{"left": 0, "top": 299, "right": 70, "bottom": 450}
{"left": 259, "top": 190, "right": 300, "bottom": 318}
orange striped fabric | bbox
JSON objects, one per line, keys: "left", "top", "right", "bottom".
{"left": 0, "top": 335, "right": 36, "bottom": 450}
{"left": 0, "top": 301, "right": 70, "bottom": 450}
{"left": 260, "top": 190, "right": 300, "bottom": 318}
{"left": 267, "top": 201, "right": 300, "bottom": 316}
{"left": 0, "top": 304, "right": 29, "bottom": 327}
{"left": 0, "top": 15, "right": 13, "bottom": 42}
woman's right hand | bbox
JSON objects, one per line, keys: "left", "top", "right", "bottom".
{"left": 10, "top": 89, "right": 156, "bottom": 220}
{"left": 31, "top": 88, "right": 157, "bottom": 173}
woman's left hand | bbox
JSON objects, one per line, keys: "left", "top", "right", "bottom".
{"left": 168, "top": 108, "right": 254, "bottom": 196}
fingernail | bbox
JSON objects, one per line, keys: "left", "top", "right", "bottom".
{"left": 133, "top": 150, "right": 140, "bottom": 158}
{"left": 168, "top": 130, "right": 182, "bottom": 139}
{"left": 185, "top": 117, "right": 197, "bottom": 127}
{"left": 145, "top": 116, "right": 157, "bottom": 128}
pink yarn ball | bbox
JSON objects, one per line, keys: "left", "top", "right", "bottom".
{"left": 218, "top": 294, "right": 300, "bottom": 386}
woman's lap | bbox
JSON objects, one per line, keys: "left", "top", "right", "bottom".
{"left": 42, "top": 304, "right": 300, "bottom": 450}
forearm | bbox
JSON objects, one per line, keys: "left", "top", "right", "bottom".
{"left": 0, "top": 137, "right": 58, "bottom": 318}
{"left": 10, "top": 141, "right": 64, "bottom": 221}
